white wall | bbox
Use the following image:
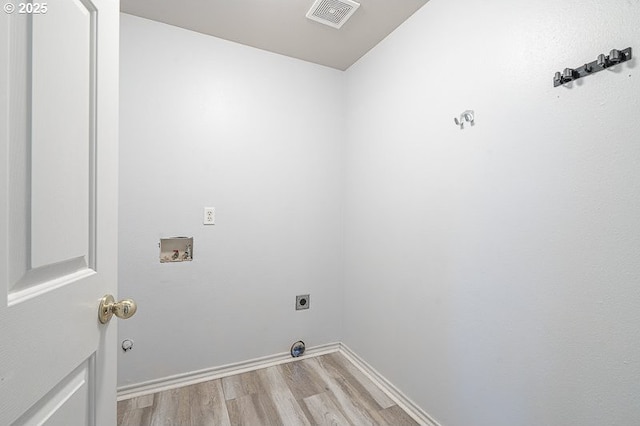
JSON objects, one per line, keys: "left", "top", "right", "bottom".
{"left": 118, "top": 14, "right": 345, "bottom": 387}
{"left": 344, "top": 0, "right": 640, "bottom": 426}
{"left": 120, "top": 3, "right": 640, "bottom": 423}
{"left": 344, "top": 0, "right": 640, "bottom": 425}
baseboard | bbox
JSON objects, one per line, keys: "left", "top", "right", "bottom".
{"left": 338, "top": 343, "right": 441, "bottom": 426}
{"left": 117, "top": 341, "right": 440, "bottom": 426}
{"left": 116, "top": 342, "right": 340, "bottom": 401}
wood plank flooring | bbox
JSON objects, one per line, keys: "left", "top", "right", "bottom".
{"left": 118, "top": 352, "right": 419, "bottom": 425}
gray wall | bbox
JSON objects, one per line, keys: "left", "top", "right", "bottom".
{"left": 343, "top": 0, "right": 640, "bottom": 425}
{"left": 118, "top": 14, "right": 345, "bottom": 387}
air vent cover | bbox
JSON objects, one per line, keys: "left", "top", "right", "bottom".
{"left": 306, "top": 0, "right": 361, "bottom": 29}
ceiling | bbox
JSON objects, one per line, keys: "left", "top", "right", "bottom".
{"left": 120, "top": 0, "right": 429, "bottom": 71}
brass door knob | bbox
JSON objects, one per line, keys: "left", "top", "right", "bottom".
{"left": 98, "top": 294, "right": 137, "bottom": 324}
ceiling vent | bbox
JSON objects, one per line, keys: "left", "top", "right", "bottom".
{"left": 306, "top": 0, "right": 361, "bottom": 29}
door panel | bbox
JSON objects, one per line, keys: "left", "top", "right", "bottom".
{"left": 0, "top": 1, "right": 119, "bottom": 425}
{"left": 13, "top": 357, "right": 94, "bottom": 426}
{"left": 10, "top": 0, "right": 96, "bottom": 294}
{"left": 30, "top": 0, "right": 94, "bottom": 270}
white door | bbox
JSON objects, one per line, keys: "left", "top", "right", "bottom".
{"left": 0, "top": 0, "right": 120, "bottom": 424}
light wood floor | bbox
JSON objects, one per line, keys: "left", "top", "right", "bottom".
{"left": 118, "top": 352, "right": 419, "bottom": 425}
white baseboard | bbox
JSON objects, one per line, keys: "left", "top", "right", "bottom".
{"left": 117, "top": 342, "right": 341, "bottom": 401}
{"left": 117, "top": 341, "right": 441, "bottom": 426}
{"left": 338, "top": 343, "right": 441, "bottom": 426}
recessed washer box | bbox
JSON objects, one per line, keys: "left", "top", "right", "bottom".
{"left": 160, "top": 237, "right": 193, "bottom": 263}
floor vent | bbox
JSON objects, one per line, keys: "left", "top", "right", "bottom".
{"left": 306, "top": 0, "right": 360, "bottom": 29}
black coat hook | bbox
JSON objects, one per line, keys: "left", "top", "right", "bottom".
{"left": 553, "top": 47, "right": 632, "bottom": 87}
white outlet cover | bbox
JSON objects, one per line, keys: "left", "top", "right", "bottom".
{"left": 203, "top": 207, "right": 215, "bottom": 225}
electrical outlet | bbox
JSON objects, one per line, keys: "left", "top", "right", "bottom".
{"left": 296, "top": 294, "right": 310, "bottom": 310}
{"left": 203, "top": 207, "right": 215, "bottom": 225}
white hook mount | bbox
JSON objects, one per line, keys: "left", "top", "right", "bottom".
{"left": 454, "top": 110, "right": 475, "bottom": 129}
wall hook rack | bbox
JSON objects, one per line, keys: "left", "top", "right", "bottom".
{"left": 553, "top": 47, "right": 632, "bottom": 87}
{"left": 454, "top": 110, "right": 475, "bottom": 129}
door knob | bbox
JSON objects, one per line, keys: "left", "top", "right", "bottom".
{"left": 98, "top": 295, "right": 137, "bottom": 324}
